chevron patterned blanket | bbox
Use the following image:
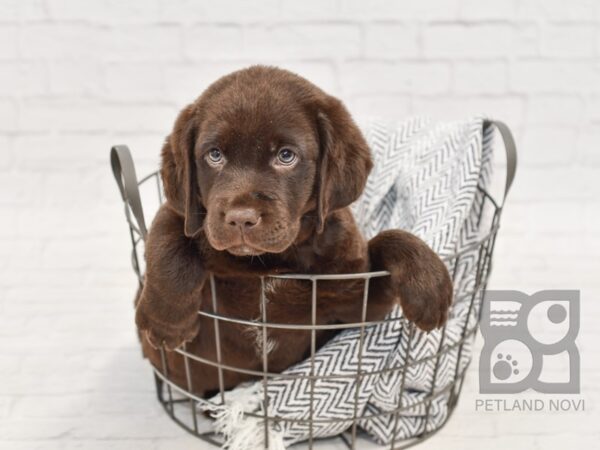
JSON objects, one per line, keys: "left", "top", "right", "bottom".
{"left": 204, "top": 117, "right": 495, "bottom": 449}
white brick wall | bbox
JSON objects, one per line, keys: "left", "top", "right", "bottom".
{"left": 1, "top": 1, "right": 598, "bottom": 449}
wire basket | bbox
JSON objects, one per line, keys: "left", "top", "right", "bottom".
{"left": 111, "top": 120, "right": 516, "bottom": 449}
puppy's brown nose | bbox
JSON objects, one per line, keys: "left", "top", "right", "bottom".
{"left": 225, "top": 208, "right": 261, "bottom": 229}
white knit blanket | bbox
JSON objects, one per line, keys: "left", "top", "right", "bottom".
{"left": 202, "top": 117, "right": 496, "bottom": 448}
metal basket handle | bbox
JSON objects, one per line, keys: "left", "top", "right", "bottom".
{"left": 484, "top": 119, "right": 517, "bottom": 206}
{"left": 110, "top": 145, "right": 148, "bottom": 240}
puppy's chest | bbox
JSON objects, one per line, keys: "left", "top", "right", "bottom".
{"left": 215, "top": 277, "right": 312, "bottom": 357}
{"left": 255, "top": 278, "right": 314, "bottom": 355}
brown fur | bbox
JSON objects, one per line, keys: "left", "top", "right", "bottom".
{"left": 135, "top": 66, "right": 453, "bottom": 396}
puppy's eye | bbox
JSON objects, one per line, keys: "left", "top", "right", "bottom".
{"left": 276, "top": 148, "right": 296, "bottom": 165}
{"left": 207, "top": 148, "right": 223, "bottom": 164}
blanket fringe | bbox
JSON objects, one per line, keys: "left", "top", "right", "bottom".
{"left": 221, "top": 416, "right": 286, "bottom": 450}
{"left": 203, "top": 383, "right": 286, "bottom": 449}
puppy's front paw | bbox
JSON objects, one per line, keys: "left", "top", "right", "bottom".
{"left": 390, "top": 264, "right": 453, "bottom": 332}
{"left": 135, "top": 287, "right": 201, "bottom": 350}
{"left": 369, "top": 230, "right": 453, "bottom": 332}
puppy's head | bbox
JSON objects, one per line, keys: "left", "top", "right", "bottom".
{"left": 161, "top": 66, "right": 372, "bottom": 257}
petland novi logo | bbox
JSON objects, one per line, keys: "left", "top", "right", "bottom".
{"left": 479, "top": 290, "right": 580, "bottom": 394}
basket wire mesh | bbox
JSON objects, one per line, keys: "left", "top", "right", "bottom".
{"left": 112, "top": 119, "right": 515, "bottom": 449}
{"left": 119, "top": 173, "right": 501, "bottom": 450}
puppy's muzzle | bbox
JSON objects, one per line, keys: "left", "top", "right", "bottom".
{"left": 225, "top": 208, "right": 261, "bottom": 230}
{"left": 219, "top": 207, "right": 266, "bottom": 256}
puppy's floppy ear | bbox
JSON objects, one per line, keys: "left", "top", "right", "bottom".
{"left": 315, "top": 97, "right": 373, "bottom": 233}
{"left": 160, "top": 104, "right": 204, "bottom": 238}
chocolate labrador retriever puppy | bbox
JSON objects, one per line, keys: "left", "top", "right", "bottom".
{"left": 136, "top": 66, "right": 452, "bottom": 396}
